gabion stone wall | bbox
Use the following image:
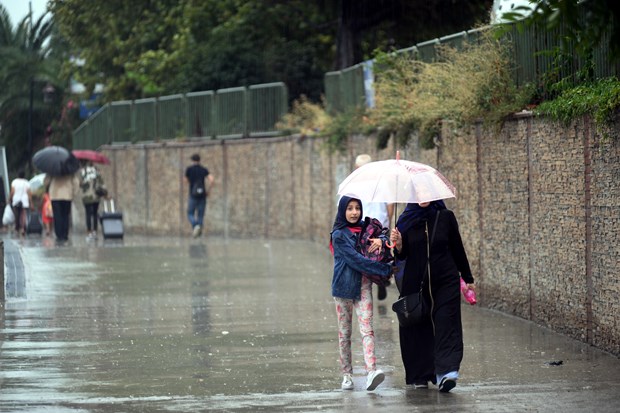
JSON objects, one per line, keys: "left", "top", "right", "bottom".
{"left": 440, "top": 114, "right": 620, "bottom": 356}
{"left": 98, "top": 114, "right": 619, "bottom": 356}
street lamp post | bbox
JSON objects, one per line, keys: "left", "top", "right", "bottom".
{"left": 27, "top": 78, "right": 34, "bottom": 176}
{"left": 27, "top": 82, "right": 56, "bottom": 176}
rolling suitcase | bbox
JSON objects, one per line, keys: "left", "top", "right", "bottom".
{"left": 26, "top": 211, "right": 43, "bottom": 235}
{"left": 99, "top": 199, "right": 124, "bottom": 239}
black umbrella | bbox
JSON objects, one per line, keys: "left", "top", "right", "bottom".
{"left": 32, "top": 146, "right": 80, "bottom": 176}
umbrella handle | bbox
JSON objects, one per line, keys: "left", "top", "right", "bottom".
{"left": 385, "top": 240, "right": 395, "bottom": 249}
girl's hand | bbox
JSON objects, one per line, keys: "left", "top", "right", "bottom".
{"left": 390, "top": 228, "right": 402, "bottom": 251}
{"left": 367, "top": 238, "right": 382, "bottom": 254}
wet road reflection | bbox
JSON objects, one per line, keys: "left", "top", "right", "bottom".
{"left": 1, "top": 236, "right": 619, "bottom": 412}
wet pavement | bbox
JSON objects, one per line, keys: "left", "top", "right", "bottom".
{"left": 1, "top": 233, "right": 619, "bottom": 412}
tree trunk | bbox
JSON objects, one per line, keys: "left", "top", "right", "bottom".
{"left": 335, "top": 0, "right": 358, "bottom": 69}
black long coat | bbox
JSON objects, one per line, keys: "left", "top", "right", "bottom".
{"left": 395, "top": 208, "right": 473, "bottom": 384}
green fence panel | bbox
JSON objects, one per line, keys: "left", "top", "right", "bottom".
{"left": 439, "top": 31, "right": 468, "bottom": 51}
{"left": 325, "top": 71, "right": 342, "bottom": 114}
{"left": 186, "top": 91, "right": 214, "bottom": 138}
{"left": 341, "top": 64, "right": 365, "bottom": 110}
{"left": 416, "top": 38, "right": 440, "bottom": 63}
{"left": 248, "top": 82, "right": 288, "bottom": 137}
{"left": 72, "top": 120, "right": 88, "bottom": 149}
{"left": 134, "top": 98, "right": 157, "bottom": 142}
{"left": 109, "top": 101, "right": 133, "bottom": 143}
{"left": 89, "top": 104, "right": 110, "bottom": 149}
{"left": 158, "top": 94, "right": 186, "bottom": 140}
{"left": 214, "top": 87, "right": 246, "bottom": 138}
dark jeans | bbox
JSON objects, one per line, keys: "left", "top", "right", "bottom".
{"left": 187, "top": 196, "right": 207, "bottom": 228}
{"left": 84, "top": 202, "right": 99, "bottom": 232}
{"left": 52, "top": 200, "right": 72, "bottom": 240}
{"left": 13, "top": 206, "right": 26, "bottom": 233}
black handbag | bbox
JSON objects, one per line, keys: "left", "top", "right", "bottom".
{"left": 392, "top": 211, "right": 440, "bottom": 328}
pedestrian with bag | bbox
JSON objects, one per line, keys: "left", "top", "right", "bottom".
{"left": 79, "top": 161, "right": 106, "bottom": 240}
{"left": 184, "top": 153, "right": 214, "bottom": 238}
{"left": 47, "top": 173, "right": 80, "bottom": 242}
{"left": 9, "top": 170, "right": 32, "bottom": 236}
{"left": 389, "top": 200, "right": 475, "bottom": 392}
{"left": 330, "top": 195, "right": 393, "bottom": 391}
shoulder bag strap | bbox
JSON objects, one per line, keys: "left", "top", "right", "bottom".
{"left": 419, "top": 210, "right": 441, "bottom": 292}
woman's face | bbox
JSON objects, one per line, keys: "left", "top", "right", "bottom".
{"left": 345, "top": 200, "right": 362, "bottom": 224}
{"left": 418, "top": 202, "right": 430, "bottom": 208}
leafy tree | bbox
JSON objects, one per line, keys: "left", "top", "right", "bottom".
{"left": 332, "top": 0, "right": 493, "bottom": 68}
{"left": 0, "top": 5, "right": 63, "bottom": 175}
{"left": 50, "top": 0, "right": 494, "bottom": 103}
{"left": 501, "top": 0, "right": 620, "bottom": 61}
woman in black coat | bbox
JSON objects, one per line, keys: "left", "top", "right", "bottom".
{"left": 390, "top": 200, "right": 475, "bottom": 392}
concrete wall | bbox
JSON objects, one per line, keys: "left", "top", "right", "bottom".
{"left": 94, "top": 114, "right": 619, "bottom": 356}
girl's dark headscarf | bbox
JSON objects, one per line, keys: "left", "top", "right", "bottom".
{"left": 332, "top": 196, "right": 364, "bottom": 232}
{"left": 329, "top": 196, "right": 363, "bottom": 255}
{"left": 396, "top": 200, "right": 446, "bottom": 234}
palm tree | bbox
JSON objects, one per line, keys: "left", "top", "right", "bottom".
{"left": 0, "top": 4, "right": 58, "bottom": 175}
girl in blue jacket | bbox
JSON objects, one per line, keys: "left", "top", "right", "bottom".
{"left": 330, "top": 196, "right": 393, "bottom": 391}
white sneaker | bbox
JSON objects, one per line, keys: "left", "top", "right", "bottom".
{"left": 366, "top": 369, "right": 385, "bottom": 391}
{"left": 341, "top": 373, "right": 354, "bottom": 390}
{"left": 192, "top": 225, "right": 201, "bottom": 238}
{"left": 437, "top": 371, "right": 459, "bottom": 393}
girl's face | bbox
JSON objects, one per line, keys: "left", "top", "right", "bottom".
{"left": 345, "top": 200, "right": 361, "bottom": 224}
{"left": 418, "top": 202, "right": 430, "bottom": 208}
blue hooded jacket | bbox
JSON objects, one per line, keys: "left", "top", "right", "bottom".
{"left": 330, "top": 196, "right": 392, "bottom": 300}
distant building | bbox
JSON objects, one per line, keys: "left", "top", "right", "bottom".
{"left": 490, "top": 0, "right": 537, "bottom": 24}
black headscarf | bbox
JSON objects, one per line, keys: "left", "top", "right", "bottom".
{"left": 332, "top": 196, "right": 364, "bottom": 232}
{"left": 395, "top": 200, "right": 447, "bottom": 234}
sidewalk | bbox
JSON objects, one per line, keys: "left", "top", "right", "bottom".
{"left": 1, "top": 234, "right": 619, "bottom": 412}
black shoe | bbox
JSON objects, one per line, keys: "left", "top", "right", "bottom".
{"left": 378, "top": 285, "right": 387, "bottom": 300}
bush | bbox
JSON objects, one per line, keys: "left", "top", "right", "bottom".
{"left": 276, "top": 95, "right": 331, "bottom": 137}
{"left": 369, "top": 29, "right": 534, "bottom": 144}
{"left": 535, "top": 77, "right": 620, "bottom": 138}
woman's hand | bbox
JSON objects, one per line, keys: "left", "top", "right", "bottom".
{"left": 390, "top": 228, "right": 402, "bottom": 251}
{"left": 367, "top": 238, "right": 382, "bottom": 254}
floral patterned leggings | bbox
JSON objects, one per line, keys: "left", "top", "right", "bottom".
{"left": 334, "top": 276, "right": 376, "bottom": 374}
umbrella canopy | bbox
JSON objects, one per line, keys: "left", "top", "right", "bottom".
{"left": 32, "top": 146, "right": 80, "bottom": 176}
{"left": 337, "top": 151, "right": 456, "bottom": 204}
{"left": 72, "top": 149, "right": 110, "bottom": 165}
{"left": 28, "top": 173, "right": 47, "bottom": 195}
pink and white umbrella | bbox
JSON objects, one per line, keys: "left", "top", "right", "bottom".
{"left": 337, "top": 151, "right": 456, "bottom": 204}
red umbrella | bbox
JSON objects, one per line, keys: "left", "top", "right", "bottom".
{"left": 72, "top": 149, "right": 110, "bottom": 165}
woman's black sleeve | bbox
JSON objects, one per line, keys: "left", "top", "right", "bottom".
{"left": 448, "top": 211, "right": 474, "bottom": 284}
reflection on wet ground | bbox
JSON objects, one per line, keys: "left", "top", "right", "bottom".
{"left": 1, "top": 235, "right": 619, "bottom": 412}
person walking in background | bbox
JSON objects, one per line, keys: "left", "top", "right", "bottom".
{"left": 354, "top": 154, "right": 394, "bottom": 300}
{"left": 41, "top": 189, "right": 53, "bottom": 237}
{"left": 330, "top": 195, "right": 393, "bottom": 391}
{"left": 184, "top": 153, "right": 214, "bottom": 238}
{"left": 79, "top": 161, "right": 106, "bottom": 240}
{"left": 9, "top": 170, "right": 32, "bottom": 236}
{"left": 389, "top": 200, "right": 475, "bottom": 392}
{"left": 48, "top": 173, "right": 79, "bottom": 242}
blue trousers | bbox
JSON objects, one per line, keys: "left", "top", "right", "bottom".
{"left": 187, "top": 196, "right": 206, "bottom": 228}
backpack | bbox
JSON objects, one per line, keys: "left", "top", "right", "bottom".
{"left": 191, "top": 179, "right": 206, "bottom": 198}
{"left": 357, "top": 217, "right": 394, "bottom": 287}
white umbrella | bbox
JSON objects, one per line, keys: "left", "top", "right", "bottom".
{"left": 28, "top": 173, "right": 47, "bottom": 194}
{"left": 337, "top": 151, "right": 456, "bottom": 204}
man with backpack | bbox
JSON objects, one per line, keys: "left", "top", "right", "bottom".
{"left": 185, "top": 153, "right": 214, "bottom": 238}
